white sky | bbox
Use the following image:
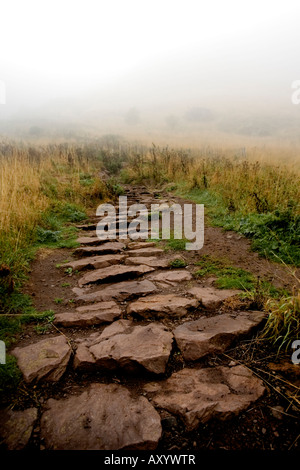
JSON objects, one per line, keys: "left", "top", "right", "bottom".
{"left": 1, "top": 0, "right": 300, "bottom": 111}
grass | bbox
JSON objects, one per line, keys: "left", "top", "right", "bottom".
{"left": 194, "top": 255, "right": 255, "bottom": 291}
{"left": 0, "top": 141, "right": 119, "bottom": 396}
{"left": 122, "top": 144, "right": 300, "bottom": 266}
{"left": 169, "top": 258, "right": 187, "bottom": 268}
{"left": 261, "top": 293, "right": 300, "bottom": 352}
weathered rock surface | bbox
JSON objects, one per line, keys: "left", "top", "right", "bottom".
{"left": 74, "top": 242, "right": 126, "bottom": 257}
{"left": 40, "top": 383, "right": 162, "bottom": 450}
{"left": 0, "top": 407, "right": 38, "bottom": 450}
{"left": 188, "top": 286, "right": 241, "bottom": 309}
{"left": 76, "top": 236, "right": 110, "bottom": 245}
{"left": 125, "top": 256, "right": 170, "bottom": 269}
{"left": 149, "top": 270, "right": 193, "bottom": 287}
{"left": 78, "top": 264, "right": 155, "bottom": 287}
{"left": 144, "top": 365, "right": 265, "bottom": 431}
{"left": 73, "top": 279, "right": 157, "bottom": 302}
{"left": 74, "top": 320, "right": 173, "bottom": 374}
{"left": 54, "top": 301, "right": 122, "bottom": 327}
{"left": 127, "top": 294, "right": 199, "bottom": 319}
{"left": 63, "top": 254, "right": 126, "bottom": 272}
{"left": 173, "top": 311, "right": 266, "bottom": 361}
{"left": 12, "top": 336, "right": 72, "bottom": 383}
{"left": 127, "top": 241, "right": 157, "bottom": 249}
{"left": 127, "top": 247, "right": 164, "bottom": 257}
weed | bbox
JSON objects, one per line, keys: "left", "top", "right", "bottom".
{"left": 169, "top": 258, "right": 187, "bottom": 268}
{"left": 261, "top": 293, "right": 300, "bottom": 352}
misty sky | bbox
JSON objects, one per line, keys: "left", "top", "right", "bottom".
{"left": 1, "top": 0, "right": 300, "bottom": 119}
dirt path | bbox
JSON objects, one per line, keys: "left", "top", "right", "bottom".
{"left": 1, "top": 185, "right": 299, "bottom": 451}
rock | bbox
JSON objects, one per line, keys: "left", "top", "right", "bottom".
{"left": 149, "top": 270, "right": 193, "bottom": 287}
{"left": 74, "top": 242, "right": 126, "bottom": 257}
{"left": 54, "top": 301, "right": 122, "bottom": 327}
{"left": 0, "top": 407, "right": 38, "bottom": 450}
{"left": 75, "top": 223, "right": 97, "bottom": 231}
{"left": 188, "top": 287, "right": 241, "bottom": 309}
{"left": 127, "top": 294, "right": 199, "bottom": 319}
{"left": 73, "top": 279, "right": 158, "bottom": 302}
{"left": 78, "top": 264, "right": 155, "bottom": 287}
{"left": 125, "top": 256, "right": 170, "bottom": 269}
{"left": 12, "top": 335, "right": 72, "bottom": 383}
{"left": 173, "top": 311, "right": 266, "bottom": 361}
{"left": 127, "top": 247, "right": 164, "bottom": 257}
{"left": 40, "top": 383, "right": 162, "bottom": 450}
{"left": 76, "top": 236, "right": 110, "bottom": 245}
{"left": 144, "top": 365, "right": 265, "bottom": 431}
{"left": 63, "top": 254, "right": 126, "bottom": 272}
{"left": 127, "top": 242, "right": 157, "bottom": 249}
{"left": 74, "top": 320, "right": 173, "bottom": 374}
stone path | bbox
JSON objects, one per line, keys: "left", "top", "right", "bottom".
{"left": 2, "top": 185, "right": 267, "bottom": 450}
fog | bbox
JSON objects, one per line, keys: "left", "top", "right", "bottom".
{"left": 1, "top": 0, "right": 300, "bottom": 144}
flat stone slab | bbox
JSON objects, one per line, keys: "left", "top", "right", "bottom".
{"left": 144, "top": 365, "right": 265, "bottom": 431}
{"left": 0, "top": 407, "right": 38, "bottom": 450}
{"left": 125, "top": 256, "right": 170, "bottom": 269}
{"left": 127, "top": 294, "right": 199, "bottom": 319}
{"left": 78, "top": 264, "right": 155, "bottom": 287}
{"left": 12, "top": 335, "right": 72, "bottom": 383}
{"left": 76, "top": 236, "right": 109, "bottom": 245}
{"left": 63, "top": 254, "right": 126, "bottom": 272}
{"left": 73, "top": 279, "right": 158, "bottom": 302}
{"left": 75, "top": 223, "right": 97, "bottom": 231}
{"left": 149, "top": 270, "right": 193, "bottom": 287}
{"left": 173, "top": 311, "right": 266, "bottom": 361}
{"left": 54, "top": 301, "right": 122, "bottom": 327}
{"left": 74, "top": 320, "right": 173, "bottom": 374}
{"left": 40, "top": 383, "right": 162, "bottom": 450}
{"left": 127, "top": 241, "right": 157, "bottom": 249}
{"left": 188, "top": 286, "right": 241, "bottom": 309}
{"left": 74, "top": 242, "right": 126, "bottom": 257}
{"left": 127, "top": 247, "right": 164, "bottom": 257}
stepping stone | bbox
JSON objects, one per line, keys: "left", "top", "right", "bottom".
{"left": 40, "top": 383, "right": 162, "bottom": 450}
{"left": 127, "top": 294, "right": 199, "bottom": 319}
{"left": 127, "top": 241, "right": 157, "bottom": 249}
{"left": 144, "top": 365, "right": 265, "bottom": 431}
{"left": 125, "top": 256, "right": 170, "bottom": 269}
{"left": 78, "top": 264, "right": 154, "bottom": 287}
{"left": 74, "top": 242, "right": 126, "bottom": 257}
{"left": 76, "top": 236, "right": 109, "bottom": 245}
{"left": 12, "top": 336, "right": 72, "bottom": 383}
{"left": 127, "top": 247, "right": 164, "bottom": 257}
{"left": 149, "top": 270, "right": 193, "bottom": 287}
{"left": 73, "top": 279, "right": 157, "bottom": 302}
{"left": 173, "top": 311, "right": 266, "bottom": 361}
{"left": 188, "top": 286, "right": 241, "bottom": 309}
{"left": 75, "top": 223, "right": 97, "bottom": 231}
{"left": 74, "top": 320, "right": 173, "bottom": 374}
{"left": 63, "top": 254, "right": 126, "bottom": 272}
{"left": 0, "top": 407, "right": 38, "bottom": 450}
{"left": 54, "top": 301, "right": 122, "bottom": 327}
